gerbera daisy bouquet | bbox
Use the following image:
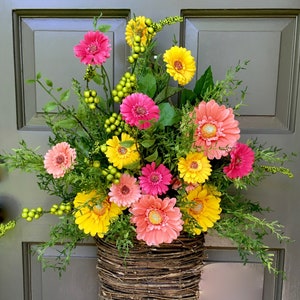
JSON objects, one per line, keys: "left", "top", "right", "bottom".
{"left": 0, "top": 14, "right": 294, "bottom": 274}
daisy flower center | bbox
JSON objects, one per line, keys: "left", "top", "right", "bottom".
{"left": 148, "top": 209, "right": 163, "bottom": 225}
{"left": 191, "top": 201, "right": 203, "bottom": 214}
{"left": 121, "top": 185, "right": 130, "bottom": 195}
{"left": 134, "top": 105, "right": 147, "bottom": 116}
{"left": 150, "top": 172, "right": 162, "bottom": 183}
{"left": 55, "top": 154, "right": 65, "bottom": 165}
{"left": 174, "top": 60, "right": 183, "bottom": 71}
{"left": 87, "top": 43, "right": 98, "bottom": 54}
{"left": 201, "top": 123, "right": 217, "bottom": 139}
{"left": 190, "top": 161, "right": 200, "bottom": 170}
{"left": 93, "top": 204, "right": 106, "bottom": 216}
{"left": 118, "top": 146, "right": 128, "bottom": 155}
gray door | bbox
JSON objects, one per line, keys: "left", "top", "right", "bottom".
{"left": 0, "top": 1, "right": 299, "bottom": 299}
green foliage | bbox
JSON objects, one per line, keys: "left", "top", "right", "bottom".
{"left": 105, "top": 214, "right": 136, "bottom": 259}
{"left": 0, "top": 140, "right": 44, "bottom": 173}
{"left": 0, "top": 220, "right": 16, "bottom": 238}
{"left": 32, "top": 215, "right": 86, "bottom": 276}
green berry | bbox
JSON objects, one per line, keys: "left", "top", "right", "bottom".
{"left": 83, "top": 90, "right": 90, "bottom": 98}
{"left": 93, "top": 160, "right": 100, "bottom": 168}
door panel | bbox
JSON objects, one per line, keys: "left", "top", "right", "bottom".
{"left": 1, "top": 1, "right": 299, "bottom": 299}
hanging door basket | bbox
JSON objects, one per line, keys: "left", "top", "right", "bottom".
{"left": 95, "top": 233, "right": 205, "bottom": 300}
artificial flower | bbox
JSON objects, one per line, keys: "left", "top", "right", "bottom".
{"left": 130, "top": 195, "right": 183, "bottom": 246}
{"left": 125, "top": 16, "right": 153, "bottom": 47}
{"left": 177, "top": 152, "right": 212, "bottom": 184}
{"left": 44, "top": 142, "right": 76, "bottom": 178}
{"left": 73, "top": 31, "right": 111, "bottom": 65}
{"left": 163, "top": 46, "right": 196, "bottom": 85}
{"left": 74, "top": 191, "right": 122, "bottom": 237}
{"left": 193, "top": 99, "right": 240, "bottom": 159}
{"left": 223, "top": 142, "right": 255, "bottom": 179}
{"left": 105, "top": 133, "right": 140, "bottom": 169}
{"left": 139, "top": 162, "right": 172, "bottom": 196}
{"left": 109, "top": 173, "right": 141, "bottom": 207}
{"left": 184, "top": 184, "right": 222, "bottom": 234}
{"left": 120, "top": 93, "right": 160, "bottom": 129}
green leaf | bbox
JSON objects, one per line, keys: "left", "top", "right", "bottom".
{"left": 141, "top": 139, "right": 155, "bottom": 148}
{"left": 43, "top": 101, "right": 58, "bottom": 112}
{"left": 180, "top": 88, "right": 197, "bottom": 106}
{"left": 124, "top": 160, "right": 140, "bottom": 170}
{"left": 97, "top": 24, "right": 111, "bottom": 33}
{"left": 158, "top": 102, "right": 180, "bottom": 127}
{"left": 154, "top": 86, "right": 182, "bottom": 104}
{"left": 53, "top": 119, "right": 77, "bottom": 130}
{"left": 26, "top": 79, "right": 36, "bottom": 84}
{"left": 92, "top": 73, "right": 102, "bottom": 85}
{"left": 145, "top": 149, "right": 158, "bottom": 162}
{"left": 194, "top": 66, "right": 214, "bottom": 98}
{"left": 120, "top": 140, "right": 134, "bottom": 148}
{"left": 60, "top": 90, "right": 70, "bottom": 102}
{"left": 36, "top": 72, "right": 42, "bottom": 80}
{"left": 45, "top": 78, "right": 53, "bottom": 87}
{"left": 138, "top": 72, "right": 156, "bottom": 98}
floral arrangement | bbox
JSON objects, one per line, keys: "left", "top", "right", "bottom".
{"left": 0, "top": 14, "right": 293, "bottom": 274}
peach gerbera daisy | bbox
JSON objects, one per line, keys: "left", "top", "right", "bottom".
{"left": 74, "top": 190, "right": 122, "bottom": 237}
{"left": 177, "top": 152, "right": 212, "bottom": 184}
{"left": 163, "top": 46, "right": 196, "bottom": 85}
{"left": 125, "top": 16, "right": 153, "bottom": 47}
{"left": 130, "top": 195, "right": 183, "bottom": 246}
{"left": 105, "top": 133, "right": 140, "bottom": 169}
{"left": 184, "top": 184, "right": 222, "bottom": 234}
{"left": 109, "top": 173, "right": 141, "bottom": 207}
{"left": 44, "top": 142, "right": 76, "bottom": 178}
{"left": 193, "top": 99, "right": 240, "bottom": 159}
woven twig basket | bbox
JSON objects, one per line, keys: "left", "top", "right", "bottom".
{"left": 95, "top": 233, "right": 205, "bottom": 300}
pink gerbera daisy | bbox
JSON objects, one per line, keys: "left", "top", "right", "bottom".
{"left": 108, "top": 173, "right": 141, "bottom": 207}
{"left": 74, "top": 31, "right": 111, "bottom": 65}
{"left": 139, "top": 162, "right": 172, "bottom": 196}
{"left": 223, "top": 143, "right": 255, "bottom": 179}
{"left": 120, "top": 93, "right": 160, "bottom": 129}
{"left": 130, "top": 195, "right": 183, "bottom": 246}
{"left": 193, "top": 99, "right": 240, "bottom": 159}
{"left": 44, "top": 142, "right": 76, "bottom": 178}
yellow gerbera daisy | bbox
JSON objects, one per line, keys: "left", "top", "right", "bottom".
{"left": 163, "top": 46, "right": 196, "bottom": 85}
{"left": 125, "top": 16, "right": 153, "bottom": 47}
{"left": 74, "top": 190, "right": 122, "bottom": 237}
{"left": 178, "top": 152, "right": 212, "bottom": 184}
{"left": 184, "top": 184, "right": 222, "bottom": 234}
{"left": 105, "top": 133, "right": 140, "bottom": 169}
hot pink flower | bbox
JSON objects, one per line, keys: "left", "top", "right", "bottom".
{"left": 74, "top": 31, "right": 111, "bottom": 65}
{"left": 193, "top": 99, "right": 240, "bottom": 159}
{"left": 223, "top": 143, "right": 255, "bottom": 179}
{"left": 130, "top": 195, "right": 183, "bottom": 246}
{"left": 109, "top": 173, "right": 141, "bottom": 207}
{"left": 120, "top": 93, "right": 160, "bottom": 129}
{"left": 139, "top": 162, "right": 172, "bottom": 196}
{"left": 44, "top": 142, "right": 76, "bottom": 178}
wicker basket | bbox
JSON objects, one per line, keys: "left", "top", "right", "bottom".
{"left": 95, "top": 233, "right": 205, "bottom": 300}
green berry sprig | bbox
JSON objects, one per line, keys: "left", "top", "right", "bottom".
{"left": 102, "top": 165, "right": 121, "bottom": 184}
{"left": 83, "top": 89, "right": 101, "bottom": 109}
{"left": 104, "top": 112, "right": 125, "bottom": 135}
{"left": 50, "top": 203, "right": 72, "bottom": 216}
{"left": 111, "top": 72, "right": 136, "bottom": 103}
{"left": 21, "top": 207, "right": 43, "bottom": 222}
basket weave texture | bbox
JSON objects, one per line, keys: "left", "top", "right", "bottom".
{"left": 95, "top": 233, "right": 205, "bottom": 300}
